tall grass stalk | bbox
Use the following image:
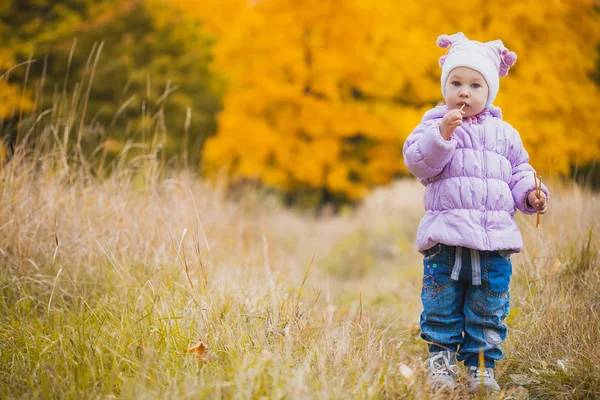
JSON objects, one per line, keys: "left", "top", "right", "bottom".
{"left": 0, "top": 50, "right": 599, "bottom": 399}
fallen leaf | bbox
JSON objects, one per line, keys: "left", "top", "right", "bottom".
{"left": 557, "top": 359, "right": 568, "bottom": 371}
{"left": 186, "top": 340, "right": 210, "bottom": 361}
{"left": 510, "top": 373, "right": 540, "bottom": 385}
{"left": 506, "top": 386, "right": 529, "bottom": 399}
{"left": 551, "top": 259, "right": 561, "bottom": 276}
{"left": 399, "top": 364, "right": 415, "bottom": 386}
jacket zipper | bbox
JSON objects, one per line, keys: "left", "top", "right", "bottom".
{"left": 481, "top": 124, "right": 489, "bottom": 247}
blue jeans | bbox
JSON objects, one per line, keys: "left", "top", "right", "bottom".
{"left": 420, "top": 243, "right": 512, "bottom": 368}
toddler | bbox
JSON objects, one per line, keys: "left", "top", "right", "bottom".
{"left": 402, "top": 32, "right": 549, "bottom": 393}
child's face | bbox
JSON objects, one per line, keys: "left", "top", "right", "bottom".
{"left": 444, "top": 67, "right": 489, "bottom": 117}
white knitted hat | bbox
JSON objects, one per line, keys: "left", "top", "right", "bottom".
{"left": 437, "top": 32, "right": 517, "bottom": 107}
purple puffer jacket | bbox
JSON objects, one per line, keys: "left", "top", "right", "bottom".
{"left": 403, "top": 105, "right": 549, "bottom": 254}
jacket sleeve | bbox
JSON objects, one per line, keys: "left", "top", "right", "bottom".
{"left": 402, "top": 120, "right": 457, "bottom": 180}
{"left": 506, "top": 126, "right": 549, "bottom": 215}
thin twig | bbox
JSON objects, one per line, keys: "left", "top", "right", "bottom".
{"left": 534, "top": 172, "right": 542, "bottom": 228}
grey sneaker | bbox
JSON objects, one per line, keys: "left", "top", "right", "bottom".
{"left": 466, "top": 366, "right": 501, "bottom": 393}
{"left": 425, "top": 351, "right": 459, "bottom": 390}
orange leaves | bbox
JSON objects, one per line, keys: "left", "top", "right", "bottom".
{"left": 199, "top": 0, "right": 405, "bottom": 201}
{"left": 192, "top": 0, "right": 599, "bottom": 201}
{"left": 3, "top": 0, "right": 598, "bottom": 199}
{"left": 186, "top": 340, "right": 210, "bottom": 361}
{"left": 551, "top": 258, "right": 561, "bottom": 277}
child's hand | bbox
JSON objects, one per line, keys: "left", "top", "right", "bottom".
{"left": 528, "top": 190, "right": 547, "bottom": 214}
{"left": 440, "top": 109, "right": 465, "bottom": 140}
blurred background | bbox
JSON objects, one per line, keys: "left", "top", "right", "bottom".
{"left": 1, "top": 0, "right": 599, "bottom": 206}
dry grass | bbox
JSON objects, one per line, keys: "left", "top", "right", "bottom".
{"left": 2, "top": 40, "right": 598, "bottom": 398}
{"left": 0, "top": 145, "right": 598, "bottom": 399}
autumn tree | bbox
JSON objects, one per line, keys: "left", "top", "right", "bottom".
{"left": 1, "top": 0, "right": 221, "bottom": 163}
{"left": 190, "top": 0, "right": 599, "bottom": 202}
{"left": 192, "top": 0, "right": 404, "bottom": 203}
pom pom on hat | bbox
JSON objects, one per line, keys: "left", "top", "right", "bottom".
{"left": 438, "top": 55, "right": 447, "bottom": 67}
{"left": 436, "top": 34, "right": 453, "bottom": 48}
{"left": 502, "top": 49, "right": 517, "bottom": 66}
{"left": 499, "top": 49, "right": 517, "bottom": 77}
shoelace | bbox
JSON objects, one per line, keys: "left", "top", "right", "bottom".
{"left": 468, "top": 367, "right": 492, "bottom": 379}
{"left": 426, "top": 353, "right": 460, "bottom": 376}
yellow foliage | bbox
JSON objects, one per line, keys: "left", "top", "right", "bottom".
{"left": 4, "top": 0, "right": 595, "bottom": 200}
{"left": 189, "top": 0, "right": 599, "bottom": 200}
{"left": 0, "top": 80, "right": 33, "bottom": 120}
{"left": 0, "top": 46, "right": 34, "bottom": 119}
{"left": 196, "top": 0, "right": 406, "bottom": 199}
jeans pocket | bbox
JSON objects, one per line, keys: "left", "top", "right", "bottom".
{"left": 422, "top": 245, "right": 453, "bottom": 300}
{"left": 423, "top": 243, "right": 442, "bottom": 260}
{"left": 484, "top": 251, "right": 512, "bottom": 298}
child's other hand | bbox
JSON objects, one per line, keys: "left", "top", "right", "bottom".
{"left": 440, "top": 109, "right": 465, "bottom": 140}
{"left": 528, "top": 190, "right": 547, "bottom": 214}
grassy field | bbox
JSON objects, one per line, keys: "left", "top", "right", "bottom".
{"left": 0, "top": 150, "right": 598, "bottom": 399}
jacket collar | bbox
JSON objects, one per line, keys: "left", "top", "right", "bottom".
{"left": 421, "top": 104, "right": 503, "bottom": 124}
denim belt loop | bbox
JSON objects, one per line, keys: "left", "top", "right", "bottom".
{"left": 450, "top": 246, "right": 482, "bottom": 285}
{"left": 470, "top": 249, "right": 482, "bottom": 285}
{"left": 451, "top": 246, "right": 462, "bottom": 281}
